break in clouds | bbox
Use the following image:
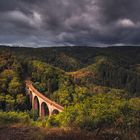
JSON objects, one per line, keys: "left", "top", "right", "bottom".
{"left": 0, "top": 0, "right": 140, "bottom": 47}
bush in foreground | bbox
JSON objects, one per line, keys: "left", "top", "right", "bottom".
{"left": 48, "top": 93, "right": 140, "bottom": 139}
{"left": 0, "top": 111, "right": 30, "bottom": 125}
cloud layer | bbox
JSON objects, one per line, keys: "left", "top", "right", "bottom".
{"left": 0, "top": 0, "right": 140, "bottom": 47}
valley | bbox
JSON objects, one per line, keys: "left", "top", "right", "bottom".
{"left": 0, "top": 46, "right": 140, "bottom": 140}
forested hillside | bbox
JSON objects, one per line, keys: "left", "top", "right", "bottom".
{"left": 0, "top": 51, "right": 28, "bottom": 111}
{"left": 1, "top": 45, "right": 140, "bottom": 96}
{"left": 0, "top": 46, "right": 140, "bottom": 140}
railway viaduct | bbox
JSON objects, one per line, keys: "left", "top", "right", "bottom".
{"left": 26, "top": 81, "right": 64, "bottom": 117}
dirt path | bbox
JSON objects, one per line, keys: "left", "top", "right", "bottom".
{"left": 0, "top": 126, "right": 98, "bottom": 140}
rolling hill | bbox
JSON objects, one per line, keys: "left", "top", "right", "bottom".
{"left": 0, "top": 45, "right": 140, "bottom": 140}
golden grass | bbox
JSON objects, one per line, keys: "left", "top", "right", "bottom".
{"left": 68, "top": 69, "right": 92, "bottom": 79}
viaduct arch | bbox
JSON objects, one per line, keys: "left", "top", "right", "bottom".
{"left": 26, "top": 81, "right": 64, "bottom": 117}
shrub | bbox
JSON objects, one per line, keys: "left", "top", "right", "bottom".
{"left": 0, "top": 111, "right": 30, "bottom": 125}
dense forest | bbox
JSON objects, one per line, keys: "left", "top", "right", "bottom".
{"left": 0, "top": 45, "right": 140, "bottom": 140}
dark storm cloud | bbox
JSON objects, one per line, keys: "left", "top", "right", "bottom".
{"left": 0, "top": 0, "right": 140, "bottom": 47}
{"left": 99, "top": 0, "right": 140, "bottom": 23}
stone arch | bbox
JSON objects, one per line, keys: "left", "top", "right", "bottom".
{"left": 52, "top": 109, "right": 59, "bottom": 115}
{"left": 34, "top": 96, "right": 39, "bottom": 116}
{"left": 41, "top": 102, "right": 49, "bottom": 117}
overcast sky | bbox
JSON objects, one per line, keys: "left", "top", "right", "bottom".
{"left": 0, "top": 0, "right": 140, "bottom": 47}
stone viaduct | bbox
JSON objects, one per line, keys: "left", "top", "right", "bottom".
{"left": 26, "top": 81, "right": 64, "bottom": 117}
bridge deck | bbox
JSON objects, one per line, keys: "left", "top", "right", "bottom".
{"left": 26, "top": 81, "right": 64, "bottom": 111}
